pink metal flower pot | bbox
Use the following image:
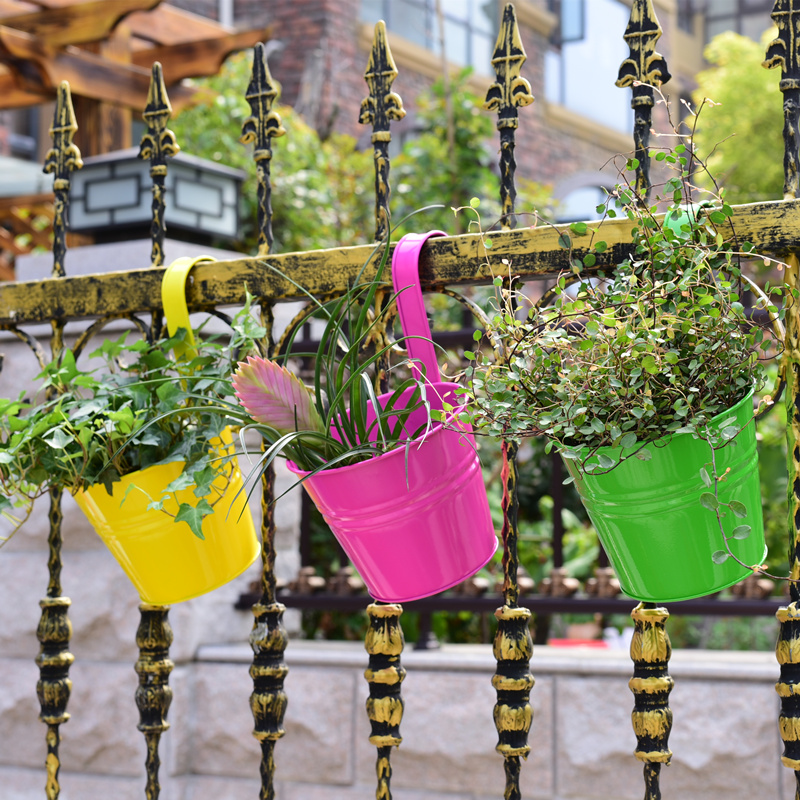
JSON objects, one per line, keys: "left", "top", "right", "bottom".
{"left": 288, "top": 232, "right": 497, "bottom": 603}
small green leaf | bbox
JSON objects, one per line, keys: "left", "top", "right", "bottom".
{"left": 699, "top": 467, "right": 712, "bottom": 488}
{"left": 42, "top": 428, "right": 73, "bottom": 449}
{"left": 620, "top": 432, "right": 637, "bottom": 449}
{"left": 174, "top": 499, "right": 214, "bottom": 539}
{"left": 641, "top": 355, "right": 658, "bottom": 375}
{"left": 729, "top": 500, "right": 748, "bottom": 518}
{"left": 635, "top": 449, "right": 652, "bottom": 461}
{"left": 597, "top": 453, "right": 616, "bottom": 469}
{"left": 558, "top": 232, "right": 572, "bottom": 250}
{"left": 711, "top": 550, "right": 730, "bottom": 564}
{"left": 570, "top": 222, "right": 588, "bottom": 236}
{"left": 731, "top": 525, "right": 751, "bottom": 540}
{"left": 191, "top": 465, "right": 217, "bottom": 499}
{"left": 700, "top": 492, "right": 719, "bottom": 510}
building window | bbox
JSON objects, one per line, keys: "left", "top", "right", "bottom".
{"left": 361, "top": 0, "right": 499, "bottom": 72}
{"left": 677, "top": 0, "right": 695, "bottom": 33}
{"left": 545, "top": 0, "right": 633, "bottom": 134}
{"left": 556, "top": 185, "right": 608, "bottom": 223}
{"left": 549, "top": 0, "right": 585, "bottom": 44}
{"left": 704, "top": 0, "right": 773, "bottom": 43}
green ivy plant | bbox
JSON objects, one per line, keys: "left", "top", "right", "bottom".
{"left": 0, "top": 296, "right": 267, "bottom": 543}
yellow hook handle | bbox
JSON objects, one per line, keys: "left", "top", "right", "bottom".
{"left": 160, "top": 255, "right": 216, "bottom": 361}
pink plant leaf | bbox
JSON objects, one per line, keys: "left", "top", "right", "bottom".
{"left": 233, "top": 356, "right": 326, "bottom": 435}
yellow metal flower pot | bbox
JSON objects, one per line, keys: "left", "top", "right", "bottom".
{"left": 75, "top": 429, "right": 259, "bottom": 605}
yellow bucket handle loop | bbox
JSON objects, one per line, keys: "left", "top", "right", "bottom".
{"left": 160, "top": 255, "right": 217, "bottom": 362}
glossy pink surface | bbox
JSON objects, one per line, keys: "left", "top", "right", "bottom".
{"left": 288, "top": 232, "right": 496, "bottom": 602}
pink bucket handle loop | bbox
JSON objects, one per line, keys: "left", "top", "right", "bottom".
{"left": 391, "top": 231, "right": 446, "bottom": 383}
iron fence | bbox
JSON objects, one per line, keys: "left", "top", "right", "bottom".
{"left": 3, "top": 2, "right": 800, "bottom": 799}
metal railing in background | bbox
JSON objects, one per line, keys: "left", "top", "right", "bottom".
{"left": 3, "top": 2, "right": 800, "bottom": 800}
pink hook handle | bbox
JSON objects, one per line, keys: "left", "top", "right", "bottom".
{"left": 391, "top": 231, "right": 446, "bottom": 384}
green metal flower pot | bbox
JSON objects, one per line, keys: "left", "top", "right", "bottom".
{"left": 563, "top": 391, "right": 765, "bottom": 603}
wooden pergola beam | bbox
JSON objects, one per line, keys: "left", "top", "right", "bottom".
{"left": 0, "top": 0, "right": 161, "bottom": 47}
{"left": 125, "top": 3, "right": 234, "bottom": 45}
{"left": 0, "top": 67, "right": 47, "bottom": 106}
{"left": 1, "top": 198, "right": 798, "bottom": 326}
{"left": 0, "top": 25, "right": 196, "bottom": 108}
{"left": 0, "top": 1, "right": 265, "bottom": 113}
{"left": 0, "top": 192, "right": 53, "bottom": 209}
{"left": 132, "top": 28, "right": 271, "bottom": 84}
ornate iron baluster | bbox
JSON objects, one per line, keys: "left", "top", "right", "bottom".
{"left": 765, "top": 0, "right": 800, "bottom": 200}
{"left": 629, "top": 604, "right": 673, "bottom": 800}
{"left": 360, "top": 21, "right": 405, "bottom": 242}
{"left": 484, "top": 8, "right": 534, "bottom": 799}
{"left": 139, "top": 63, "right": 179, "bottom": 269}
{"left": 365, "top": 603, "right": 406, "bottom": 800}
{"left": 484, "top": 3, "right": 534, "bottom": 230}
{"left": 249, "top": 428, "right": 289, "bottom": 800}
{"left": 44, "top": 82, "right": 83, "bottom": 280}
{"left": 128, "top": 64, "right": 180, "bottom": 798}
{"left": 616, "top": 5, "right": 674, "bottom": 798}
{"left": 492, "top": 441, "right": 534, "bottom": 800}
{"left": 615, "top": 0, "right": 671, "bottom": 203}
{"left": 763, "top": 5, "right": 800, "bottom": 794}
{"left": 242, "top": 42, "right": 286, "bottom": 256}
{"left": 36, "top": 512, "right": 73, "bottom": 800}
{"left": 135, "top": 605, "right": 174, "bottom": 800}
{"left": 37, "top": 83, "right": 81, "bottom": 800}
{"left": 359, "top": 23, "right": 407, "bottom": 800}
{"left": 241, "top": 48, "right": 289, "bottom": 800}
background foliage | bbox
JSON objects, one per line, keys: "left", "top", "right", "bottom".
{"left": 692, "top": 30, "right": 783, "bottom": 204}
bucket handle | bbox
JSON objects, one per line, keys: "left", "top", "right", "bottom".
{"left": 391, "top": 231, "right": 446, "bottom": 384}
{"left": 161, "top": 255, "right": 216, "bottom": 362}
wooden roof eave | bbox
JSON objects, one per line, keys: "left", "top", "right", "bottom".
{"left": 0, "top": 0, "right": 161, "bottom": 48}
{"left": 0, "top": 64, "right": 48, "bottom": 106}
{"left": 0, "top": 25, "right": 196, "bottom": 109}
{"left": 131, "top": 27, "right": 271, "bottom": 84}
{"left": 125, "top": 2, "right": 236, "bottom": 46}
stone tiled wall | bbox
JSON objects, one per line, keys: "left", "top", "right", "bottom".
{"left": 1, "top": 641, "right": 790, "bottom": 800}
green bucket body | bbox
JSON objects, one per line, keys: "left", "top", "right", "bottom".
{"left": 563, "top": 392, "right": 765, "bottom": 603}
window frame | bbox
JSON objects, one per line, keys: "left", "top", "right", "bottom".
{"left": 361, "top": 0, "right": 500, "bottom": 71}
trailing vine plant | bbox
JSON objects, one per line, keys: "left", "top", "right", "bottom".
{"left": 458, "top": 96, "right": 794, "bottom": 578}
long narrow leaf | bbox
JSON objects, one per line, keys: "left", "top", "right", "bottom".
{"left": 361, "top": 373, "right": 388, "bottom": 450}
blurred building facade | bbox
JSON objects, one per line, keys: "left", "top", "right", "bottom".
{"left": 0, "top": 0, "right": 777, "bottom": 229}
